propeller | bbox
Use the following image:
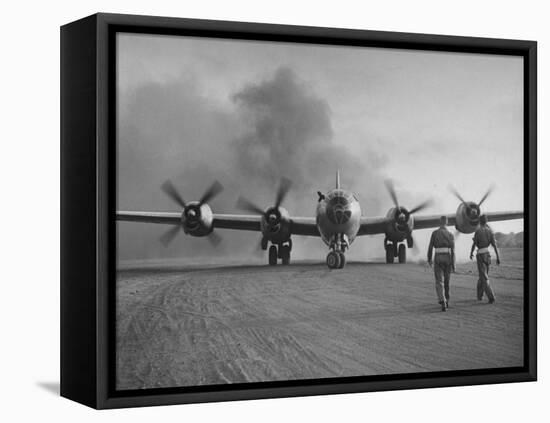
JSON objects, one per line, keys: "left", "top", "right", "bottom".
{"left": 159, "top": 179, "right": 224, "bottom": 247}
{"left": 199, "top": 180, "right": 224, "bottom": 205}
{"left": 159, "top": 225, "right": 181, "bottom": 247}
{"left": 385, "top": 180, "right": 400, "bottom": 209}
{"left": 449, "top": 185, "right": 468, "bottom": 206}
{"left": 478, "top": 184, "right": 495, "bottom": 207}
{"left": 385, "top": 179, "right": 433, "bottom": 227}
{"left": 275, "top": 177, "right": 292, "bottom": 208}
{"left": 449, "top": 184, "right": 495, "bottom": 220}
{"left": 161, "top": 180, "right": 186, "bottom": 208}
{"left": 236, "top": 177, "right": 293, "bottom": 250}
{"left": 236, "top": 177, "right": 293, "bottom": 217}
{"left": 409, "top": 199, "right": 433, "bottom": 215}
{"left": 207, "top": 231, "right": 222, "bottom": 247}
{"left": 236, "top": 196, "right": 265, "bottom": 215}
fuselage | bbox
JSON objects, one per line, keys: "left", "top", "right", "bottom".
{"left": 316, "top": 188, "right": 362, "bottom": 248}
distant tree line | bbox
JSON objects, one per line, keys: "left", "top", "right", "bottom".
{"left": 494, "top": 231, "right": 524, "bottom": 248}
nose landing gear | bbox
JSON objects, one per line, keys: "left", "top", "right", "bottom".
{"left": 326, "top": 234, "right": 348, "bottom": 269}
{"left": 326, "top": 250, "right": 346, "bottom": 269}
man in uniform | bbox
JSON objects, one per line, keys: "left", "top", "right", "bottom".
{"left": 427, "top": 216, "right": 455, "bottom": 311}
{"left": 470, "top": 214, "right": 499, "bottom": 304}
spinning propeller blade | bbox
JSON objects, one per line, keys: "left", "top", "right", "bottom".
{"left": 160, "top": 179, "right": 224, "bottom": 247}
{"left": 161, "top": 180, "right": 186, "bottom": 209}
{"left": 199, "top": 180, "right": 224, "bottom": 205}
{"left": 159, "top": 225, "right": 181, "bottom": 247}
{"left": 409, "top": 199, "right": 433, "bottom": 215}
{"left": 275, "top": 177, "right": 292, "bottom": 208}
{"left": 236, "top": 177, "right": 294, "bottom": 215}
{"left": 236, "top": 196, "right": 265, "bottom": 215}
{"left": 384, "top": 179, "right": 400, "bottom": 209}
{"left": 449, "top": 185, "right": 468, "bottom": 205}
{"left": 207, "top": 231, "right": 222, "bottom": 247}
{"left": 478, "top": 184, "right": 495, "bottom": 207}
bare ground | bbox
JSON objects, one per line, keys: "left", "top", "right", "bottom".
{"left": 116, "top": 248, "right": 524, "bottom": 390}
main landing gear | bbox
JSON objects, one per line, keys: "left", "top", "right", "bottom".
{"left": 267, "top": 239, "right": 292, "bottom": 266}
{"left": 384, "top": 236, "right": 412, "bottom": 264}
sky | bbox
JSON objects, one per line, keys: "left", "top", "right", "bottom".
{"left": 116, "top": 32, "right": 524, "bottom": 263}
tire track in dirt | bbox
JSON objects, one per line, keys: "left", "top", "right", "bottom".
{"left": 116, "top": 249, "right": 524, "bottom": 390}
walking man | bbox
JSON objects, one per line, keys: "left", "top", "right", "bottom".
{"left": 470, "top": 215, "right": 499, "bottom": 303}
{"left": 427, "top": 216, "right": 455, "bottom": 311}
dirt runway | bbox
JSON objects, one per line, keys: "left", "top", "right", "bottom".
{"left": 116, "top": 248, "right": 524, "bottom": 390}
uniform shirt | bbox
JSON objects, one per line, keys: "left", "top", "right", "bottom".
{"left": 473, "top": 225, "right": 496, "bottom": 249}
{"left": 427, "top": 226, "right": 455, "bottom": 260}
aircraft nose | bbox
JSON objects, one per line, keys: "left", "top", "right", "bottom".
{"left": 328, "top": 205, "right": 352, "bottom": 224}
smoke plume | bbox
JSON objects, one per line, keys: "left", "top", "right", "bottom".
{"left": 117, "top": 67, "right": 389, "bottom": 262}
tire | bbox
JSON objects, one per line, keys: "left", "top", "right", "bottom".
{"left": 398, "top": 244, "right": 406, "bottom": 263}
{"left": 281, "top": 245, "right": 291, "bottom": 265}
{"left": 385, "top": 245, "right": 394, "bottom": 264}
{"left": 338, "top": 252, "right": 346, "bottom": 269}
{"left": 268, "top": 245, "right": 278, "bottom": 266}
{"left": 326, "top": 251, "right": 341, "bottom": 269}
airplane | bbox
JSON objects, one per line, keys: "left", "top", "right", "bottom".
{"left": 116, "top": 171, "right": 523, "bottom": 269}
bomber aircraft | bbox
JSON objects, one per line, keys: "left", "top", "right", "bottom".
{"left": 116, "top": 172, "right": 523, "bottom": 269}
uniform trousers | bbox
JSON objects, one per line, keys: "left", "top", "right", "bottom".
{"left": 434, "top": 253, "right": 452, "bottom": 304}
{"left": 476, "top": 252, "right": 496, "bottom": 301}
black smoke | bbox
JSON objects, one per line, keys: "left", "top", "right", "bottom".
{"left": 117, "top": 67, "right": 388, "bottom": 262}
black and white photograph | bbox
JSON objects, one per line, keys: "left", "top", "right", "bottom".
{"left": 3, "top": 0, "right": 548, "bottom": 419}
{"left": 115, "top": 31, "right": 525, "bottom": 391}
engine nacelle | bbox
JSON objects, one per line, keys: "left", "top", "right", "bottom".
{"left": 455, "top": 202, "right": 481, "bottom": 234}
{"left": 385, "top": 206, "right": 414, "bottom": 242}
{"left": 181, "top": 201, "right": 214, "bottom": 237}
{"left": 261, "top": 206, "right": 291, "bottom": 244}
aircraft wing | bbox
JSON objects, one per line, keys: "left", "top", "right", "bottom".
{"left": 290, "top": 217, "right": 320, "bottom": 237}
{"left": 116, "top": 212, "right": 320, "bottom": 236}
{"left": 357, "top": 216, "right": 392, "bottom": 235}
{"left": 357, "top": 211, "right": 523, "bottom": 235}
{"left": 413, "top": 210, "right": 524, "bottom": 230}
{"left": 116, "top": 211, "right": 181, "bottom": 225}
{"left": 212, "top": 214, "right": 261, "bottom": 231}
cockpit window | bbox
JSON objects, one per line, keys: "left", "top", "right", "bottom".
{"left": 328, "top": 195, "right": 349, "bottom": 207}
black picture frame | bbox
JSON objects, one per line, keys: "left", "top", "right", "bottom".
{"left": 60, "top": 12, "right": 537, "bottom": 409}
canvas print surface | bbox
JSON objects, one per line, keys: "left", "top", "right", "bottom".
{"left": 115, "top": 33, "right": 524, "bottom": 391}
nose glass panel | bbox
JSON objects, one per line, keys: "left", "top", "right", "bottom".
{"left": 327, "top": 194, "right": 352, "bottom": 224}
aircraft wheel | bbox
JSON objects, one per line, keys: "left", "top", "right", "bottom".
{"left": 268, "top": 245, "right": 278, "bottom": 266}
{"left": 261, "top": 237, "right": 268, "bottom": 251}
{"left": 281, "top": 245, "right": 291, "bottom": 265}
{"left": 398, "top": 244, "right": 406, "bottom": 263}
{"left": 338, "top": 252, "right": 346, "bottom": 269}
{"left": 385, "top": 245, "right": 394, "bottom": 264}
{"left": 326, "top": 251, "right": 341, "bottom": 269}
